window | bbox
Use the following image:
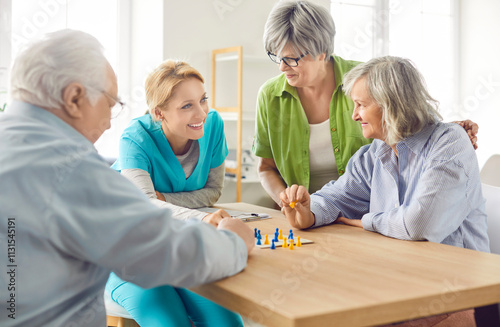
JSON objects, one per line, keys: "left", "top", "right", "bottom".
{"left": 331, "top": 0, "right": 458, "bottom": 119}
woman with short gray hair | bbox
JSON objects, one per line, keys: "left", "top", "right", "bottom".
{"left": 280, "top": 56, "right": 486, "bottom": 325}
{"left": 253, "top": 0, "right": 479, "bottom": 209}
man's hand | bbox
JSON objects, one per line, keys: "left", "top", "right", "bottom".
{"left": 454, "top": 119, "right": 478, "bottom": 149}
{"left": 218, "top": 218, "right": 255, "bottom": 255}
{"left": 280, "top": 185, "right": 315, "bottom": 229}
{"left": 202, "top": 209, "right": 231, "bottom": 227}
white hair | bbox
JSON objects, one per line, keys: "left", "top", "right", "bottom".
{"left": 343, "top": 56, "right": 442, "bottom": 145}
{"left": 10, "top": 29, "right": 109, "bottom": 109}
{"left": 264, "top": 1, "right": 336, "bottom": 59}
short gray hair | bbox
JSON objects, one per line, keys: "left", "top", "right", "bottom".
{"left": 263, "top": 1, "right": 335, "bottom": 59}
{"left": 10, "top": 29, "right": 109, "bottom": 110}
{"left": 343, "top": 56, "right": 442, "bottom": 145}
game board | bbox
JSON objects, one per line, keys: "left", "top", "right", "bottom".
{"left": 254, "top": 228, "right": 314, "bottom": 249}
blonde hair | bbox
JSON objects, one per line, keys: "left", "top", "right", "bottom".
{"left": 145, "top": 60, "right": 204, "bottom": 120}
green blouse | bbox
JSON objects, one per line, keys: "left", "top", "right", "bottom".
{"left": 252, "top": 55, "right": 372, "bottom": 190}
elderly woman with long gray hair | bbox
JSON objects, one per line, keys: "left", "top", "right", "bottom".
{"left": 281, "top": 55, "right": 487, "bottom": 326}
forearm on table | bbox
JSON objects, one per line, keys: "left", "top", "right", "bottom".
{"left": 120, "top": 168, "right": 157, "bottom": 199}
{"left": 162, "top": 163, "right": 225, "bottom": 208}
{"left": 151, "top": 199, "right": 207, "bottom": 221}
{"left": 121, "top": 168, "right": 207, "bottom": 220}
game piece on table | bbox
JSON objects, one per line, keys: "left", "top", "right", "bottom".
{"left": 264, "top": 234, "right": 269, "bottom": 245}
{"left": 278, "top": 229, "right": 283, "bottom": 240}
{"left": 254, "top": 228, "right": 257, "bottom": 238}
{"left": 257, "top": 237, "right": 261, "bottom": 246}
{"left": 283, "top": 236, "right": 287, "bottom": 248}
{"left": 257, "top": 230, "right": 261, "bottom": 240}
{"left": 290, "top": 201, "right": 297, "bottom": 208}
{"left": 270, "top": 239, "right": 276, "bottom": 250}
{"left": 289, "top": 239, "right": 294, "bottom": 250}
{"left": 255, "top": 235, "right": 313, "bottom": 248}
{"left": 274, "top": 231, "right": 279, "bottom": 242}
{"left": 288, "top": 229, "right": 293, "bottom": 241}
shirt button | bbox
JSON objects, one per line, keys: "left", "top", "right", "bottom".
{"left": 331, "top": 128, "right": 336, "bottom": 132}
{"left": 334, "top": 148, "right": 339, "bottom": 152}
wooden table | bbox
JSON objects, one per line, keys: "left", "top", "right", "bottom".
{"left": 190, "top": 203, "right": 500, "bottom": 326}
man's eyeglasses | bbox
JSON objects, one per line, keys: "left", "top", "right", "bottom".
{"left": 267, "top": 51, "right": 308, "bottom": 67}
{"left": 100, "top": 91, "right": 125, "bottom": 119}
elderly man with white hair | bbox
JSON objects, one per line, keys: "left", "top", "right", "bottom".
{"left": 0, "top": 29, "right": 254, "bottom": 327}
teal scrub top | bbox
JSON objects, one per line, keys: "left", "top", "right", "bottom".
{"left": 112, "top": 109, "right": 228, "bottom": 193}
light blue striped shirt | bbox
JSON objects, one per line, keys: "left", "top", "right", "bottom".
{"left": 310, "top": 122, "right": 489, "bottom": 252}
{"left": 0, "top": 101, "right": 248, "bottom": 326}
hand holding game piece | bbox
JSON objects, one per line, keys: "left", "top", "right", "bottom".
{"left": 280, "top": 185, "right": 315, "bottom": 229}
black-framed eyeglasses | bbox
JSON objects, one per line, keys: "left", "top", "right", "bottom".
{"left": 100, "top": 91, "right": 125, "bottom": 119}
{"left": 267, "top": 51, "right": 308, "bottom": 67}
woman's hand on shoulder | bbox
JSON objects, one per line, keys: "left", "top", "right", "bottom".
{"left": 453, "top": 119, "right": 478, "bottom": 149}
{"left": 280, "top": 185, "right": 315, "bottom": 229}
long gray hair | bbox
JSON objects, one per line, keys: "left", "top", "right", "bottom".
{"left": 343, "top": 56, "right": 442, "bottom": 145}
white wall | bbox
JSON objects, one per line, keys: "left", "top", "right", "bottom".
{"left": 459, "top": 0, "right": 500, "bottom": 168}
{"left": 160, "top": 0, "right": 328, "bottom": 206}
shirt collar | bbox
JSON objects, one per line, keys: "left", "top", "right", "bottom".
{"left": 7, "top": 100, "right": 95, "bottom": 147}
{"left": 397, "top": 122, "right": 438, "bottom": 154}
{"left": 373, "top": 122, "right": 439, "bottom": 158}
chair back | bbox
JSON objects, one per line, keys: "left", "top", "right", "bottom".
{"left": 482, "top": 183, "right": 500, "bottom": 254}
{"left": 480, "top": 154, "right": 500, "bottom": 187}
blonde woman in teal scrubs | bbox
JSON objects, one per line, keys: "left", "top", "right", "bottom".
{"left": 106, "top": 60, "right": 243, "bottom": 327}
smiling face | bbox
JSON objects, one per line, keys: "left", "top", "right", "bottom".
{"left": 156, "top": 77, "right": 209, "bottom": 153}
{"left": 350, "top": 77, "right": 385, "bottom": 141}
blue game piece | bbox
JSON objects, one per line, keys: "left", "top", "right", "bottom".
{"left": 257, "top": 230, "right": 262, "bottom": 240}
{"left": 254, "top": 228, "right": 257, "bottom": 238}
{"left": 270, "top": 239, "right": 276, "bottom": 250}
{"left": 288, "top": 229, "right": 294, "bottom": 240}
{"left": 273, "top": 232, "right": 279, "bottom": 242}
{"left": 257, "top": 238, "right": 262, "bottom": 245}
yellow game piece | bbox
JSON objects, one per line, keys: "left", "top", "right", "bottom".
{"left": 297, "top": 236, "right": 302, "bottom": 247}
{"left": 283, "top": 237, "right": 287, "bottom": 248}
{"left": 278, "top": 229, "right": 283, "bottom": 240}
{"left": 289, "top": 201, "right": 297, "bottom": 208}
{"left": 289, "top": 239, "right": 294, "bottom": 250}
{"left": 264, "top": 234, "right": 269, "bottom": 245}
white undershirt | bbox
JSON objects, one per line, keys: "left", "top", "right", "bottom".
{"left": 308, "top": 119, "right": 339, "bottom": 193}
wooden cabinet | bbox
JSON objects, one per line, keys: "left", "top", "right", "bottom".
{"left": 211, "top": 46, "right": 243, "bottom": 202}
